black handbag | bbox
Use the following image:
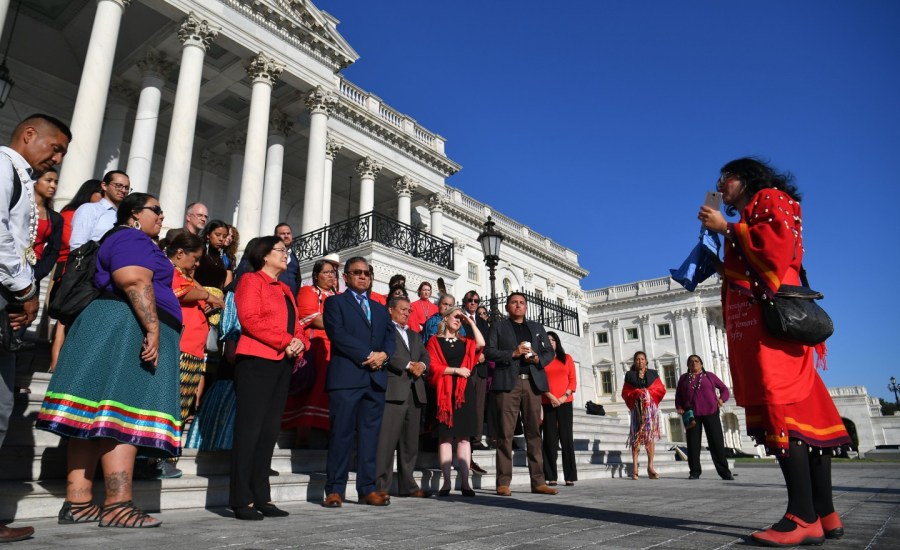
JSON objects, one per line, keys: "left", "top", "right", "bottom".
{"left": 586, "top": 401, "right": 605, "bottom": 416}
{"left": 760, "top": 267, "right": 833, "bottom": 346}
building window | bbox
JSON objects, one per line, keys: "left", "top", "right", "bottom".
{"left": 594, "top": 331, "right": 609, "bottom": 346}
{"left": 535, "top": 289, "right": 543, "bottom": 300}
{"left": 624, "top": 327, "right": 639, "bottom": 342}
{"left": 467, "top": 261, "right": 480, "bottom": 283}
{"left": 503, "top": 278, "right": 512, "bottom": 295}
{"left": 557, "top": 296, "right": 564, "bottom": 307}
{"left": 663, "top": 364, "right": 677, "bottom": 389}
{"left": 601, "top": 370, "right": 613, "bottom": 394}
{"left": 656, "top": 323, "right": 672, "bottom": 338}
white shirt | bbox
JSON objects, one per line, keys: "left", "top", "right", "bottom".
{"left": 0, "top": 146, "right": 35, "bottom": 295}
{"left": 69, "top": 197, "right": 117, "bottom": 249}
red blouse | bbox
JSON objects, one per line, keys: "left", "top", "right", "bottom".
{"left": 57, "top": 209, "right": 76, "bottom": 265}
{"left": 408, "top": 298, "right": 438, "bottom": 333}
{"left": 172, "top": 267, "right": 209, "bottom": 358}
{"left": 541, "top": 354, "right": 577, "bottom": 405}
{"left": 34, "top": 218, "right": 51, "bottom": 260}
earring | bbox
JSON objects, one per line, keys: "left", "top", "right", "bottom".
{"left": 132, "top": 220, "right": 141, "bottom": 230}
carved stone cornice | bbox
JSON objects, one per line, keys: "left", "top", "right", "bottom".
{"left": 247, "top": 52, "right": 284, "bottom": 86}
{"left": 178, "top": 12, "right": 219, "bottom": 51}
{"left": 356, "top": 157, "right": 382, "bottom": 180}
{"left": 325, "top": 136, "right": 343, "bottom": 160}
{"left": 226, "top": 132, "right": 246, "bottom": 154}
{"left": 427, "top": 193, "right": 445, "bottom": 212}
{"left": 136, "top": 49, "right": 174, "bottom": 80}
{"left": 269, "top": 109, "right": 293, "bottom": 137}
{"left": 305, "top": 86, "right": 338, "bottom": 116}
{"left": 452, "top": 237, "right": 466, "bottom": 253}
{"left": 392, "top": 176, "right": 416, "bottom": 197}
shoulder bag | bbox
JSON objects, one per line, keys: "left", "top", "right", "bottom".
{"left": 760, "top": 266, "right": 833, "bottom": 346}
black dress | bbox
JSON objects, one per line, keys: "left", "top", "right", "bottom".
{"left": 436, "top": 338, "right": 478, "bottom": 438}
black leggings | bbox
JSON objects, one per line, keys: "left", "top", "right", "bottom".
{"left": 776, "top": 438, "right": 835, "bottom": 527}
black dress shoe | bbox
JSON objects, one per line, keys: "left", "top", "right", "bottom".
{"left": 721, "top": 473, "right": 734, "bottom": 480}
{"left": 232, "top": 506, "right": 264, "bottom": 520}
{"left": 461, "top": 488, "right": 476, "bottom": 497}
{"left": 438, "top": 489, "right": 451, "bottom": 497}
{"left": 256, "top": 503, "right": 289, "bottom": 517}
{"left": 688, "top": 474, "right": 700, "bottom": 480}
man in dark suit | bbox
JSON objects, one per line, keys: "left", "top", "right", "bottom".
{"left": 322, "top": 257, "right": 396, "bottom": 507}
{"left": 275, "top": 223, "right": 300, "bottom": 296}
{"left": 375, "top": 296, "right": 431, "bottom": 497}
{"left": 484, "top": 292, "right": 558, "bottom": 496}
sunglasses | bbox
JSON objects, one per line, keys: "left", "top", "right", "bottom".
{"left": 346, "top": 270, "right": 371, "bottom": 277}
{"left": 140, "top": 205, "right": 163, "bottom": 215}
{"left": 465, "top": 298, "right": 480, "bottom": 303}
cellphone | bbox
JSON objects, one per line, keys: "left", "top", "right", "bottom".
{"left": 704, "top": 191, "right": 723, "bottom": 210}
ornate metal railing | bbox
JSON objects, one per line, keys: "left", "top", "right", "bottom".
{"left": 497, "top": 289, "right": 580, "bottom": 336}
{"left": 291, "top": 211, "right": 454, "bottom": 270}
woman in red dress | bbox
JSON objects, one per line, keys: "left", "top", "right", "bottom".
{"left": 700, "top": 157, "right": 851, "bottom": 546}
{"left": 621, "top": 351, "right": 666, "bottom": 480}
{"left": 408, "top": 282, "right": 438, "bottom": 334}
{"left": 281, "top": 256, "right": 340, "bottom": 446}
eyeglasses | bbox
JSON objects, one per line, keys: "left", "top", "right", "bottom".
{"left": 189, "top": 213, "right": 209, "bottom": 219}
{"left": 716, "top": 173, "right": 739, "bottom": 191}
{"left": 320, "top": 270, "right": 336, "bottom": 275}
{"left": 271, "top": 247, "right": 288, "bottom": 254}
{"left": 346, "top": 270, "right": 371, "bottom": 277}
{"left": 465, "top": 298, "right": 480, "bottom": 304}
{"left": 140, "top": 205, "right": 163, "bottom": 215}
{"left": 109, "top": 182, "right": 131, "bottom": 192}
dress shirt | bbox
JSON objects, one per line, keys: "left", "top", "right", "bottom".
{"left": 69, "top": 197, "right": 116, "bottom": 249}
{"left": 394, "top": 321, "right": 415, "bottom": 371}
{"left": 0, "top": 146, "right": 35, "bottom": 294}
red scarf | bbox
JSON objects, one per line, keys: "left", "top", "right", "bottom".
{"left": 426, "top": 336, "right": 477, "bottom": 427}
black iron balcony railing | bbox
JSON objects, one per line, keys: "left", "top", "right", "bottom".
{"left": 497, "top": 289, "right": 580, "bottom": 336}
{"left": 291, "top": 211, "right": 454, "bottom": 271}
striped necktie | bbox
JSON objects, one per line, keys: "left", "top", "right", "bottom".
{"left": 357, "top": 294, "right": 370, "bottom": 322}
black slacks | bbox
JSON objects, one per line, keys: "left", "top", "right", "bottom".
{"left": 541, "top": 401, "right": 577, "bottom": 482}
{"left": 686, "top": 411, "right": 732, "bottom": 478}
{"left": 230, "top": 355, "right": 291, "bottom": 507}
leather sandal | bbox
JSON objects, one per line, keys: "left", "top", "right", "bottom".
{"left": 58, "top": 500, "right": 102, "bottom": 524}
{"left": 647, "top": 469, "right": 660, "bottom": 480}
{"left": 750, "top": 513, "right": 824, "bottom": 547}
{"left": 99, "top": 500, "right": 161, "bottom": 528}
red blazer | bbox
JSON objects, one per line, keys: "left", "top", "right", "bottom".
{"left": 541, "top": 354, "right": 577, "bottom": 405}
{"left": 235, "top": 270, "right": 310, "bottom": 361}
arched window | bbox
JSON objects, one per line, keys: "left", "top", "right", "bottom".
{"left": 503, "top": 278, "right": 512, "bottom": 295}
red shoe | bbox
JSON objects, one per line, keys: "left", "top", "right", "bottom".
{"left": 819, "top": 511, "right": 844, "bottom": 539}
{"left": 750, "top": 513, "right": 825, "bottom": 547}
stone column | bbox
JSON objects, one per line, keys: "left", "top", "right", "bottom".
{"left": 393, "top": 176, "right": 416, "bottom": 225}
{"left": 357, "top": 157, "right": 381, "bottom": 216}
{"left": 126, "top": 49, "right": 173, "bottom": 193}
{"left": 301, "top": 87, "right": 337, "bottom": 233}
{"left": 321, "top": 136, "right": 342, "bottom": 226}
{"left": 158, "top": 12, "right": 218, "bottom": 232}
{"left": 236, "top": 52, "right": 283, "bottom": 245}
{"left": 224, "top": 133, "right": 245, "bottom": 225}
{"left": 0, "top": 1, "right": 10, "bottom": 45}
{"left": 689, "top": 307, "right": 712, "bottom": 365}
{"left": 260, "top": 109, "right": 293, "bottom": 235}
{"left": 94, "top": 79, "right": 135, "bottom": 175}
{"left": 57, "top": 0, "right": 131, "bottom": 204}
{"left": 427, "top": 192, "right": 445, "bottom": 237}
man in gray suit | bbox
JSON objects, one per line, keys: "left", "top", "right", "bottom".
{"left": 375, "top": 296, "right": 431, "bottom": 497}
{"left": 484, "top": 292, "right": 558, "bottom": 496}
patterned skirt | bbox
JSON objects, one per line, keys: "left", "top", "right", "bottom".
{"left": 184, "top": 379, "right": 236, "bottom": 451}
{"left": 626, "top": 393, "right": 660, "bottom": 450}
{"left": 179, "top": 352, "right": 206, "bottom": 422}
{"left": 36, "top": 299, "right": 182, "bottom": 458}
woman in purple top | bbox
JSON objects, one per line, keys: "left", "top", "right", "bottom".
{"left": 37, "top": 193, "right": 182, "bottom": 528}
{"left": 674, "top": 355, "right": 734, "bottom": 481}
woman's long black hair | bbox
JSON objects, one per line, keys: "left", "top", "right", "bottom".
{"left": 720, "top": 157, "right": 802, "bottom": 215}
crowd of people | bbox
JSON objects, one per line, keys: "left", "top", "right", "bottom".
{"left": 0, "top": 114, "right": 851, "bottom": 547}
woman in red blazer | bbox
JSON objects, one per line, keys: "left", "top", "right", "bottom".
{"left": 230, "top": 236, "right": 309, "bottom": 521}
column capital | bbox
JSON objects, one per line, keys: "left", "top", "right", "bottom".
{"left": 226, "top": 132, "right": 246, "bottom": 154}
{"left": 546, "top": 280, "right": 556, "bottom": 293}
{"left": 392, "top": 176, "right": 416, "bottom": 197}
{"left": 305, "top": 86, "right": 338, "bottom": 116}
{"left": 356, "top": 156, "right": 382, "bottom": 180}
{"left": 610, "top": 318, "right": 619, "bottom": 329}
{"left": 201, "top": 150, "right": 227, "bottom": 170}
{"left": 178, "top": 12, "right": 219, "bottom": 51}
{"left": 427, "top": 192, "right": 445, "bottom": 212}
{"left": 523, "top": 268, "right": 534, "bottom": 283}
{"left": 325, "top": 135, "right": 343, "bottom": 160}
{"left": 452, "top": 237, "right": 466, "bottom": 253}
{"left": 104, "top": 0, "right": 133, "bottom": 8}
{"left": 269, "top": 109, "right": 293, "bottom": 137}
{"left": 689, "top": 307, "right": 705, "bottom": 319}
{"left": 247, "top": 52, "right": 283, "bottom": 86}
{"left": 136, "top": 49, "right": 174, "bottom": 79}
{"left": 639, "top": 314, "right": 650, "bottom": 325}
{"left": 108, "top": 78, "right": 136, "bottom": 105}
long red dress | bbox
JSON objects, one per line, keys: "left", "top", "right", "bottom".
{"left": 723, "top": 188, "right": 850, "bottom": 456}
{"left": 281, "top": 285, "right": 337, "bottom": 430}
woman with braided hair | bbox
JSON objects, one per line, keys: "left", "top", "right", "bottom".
{"left": 621, "top": 351, "right": 666, "bottom": 480}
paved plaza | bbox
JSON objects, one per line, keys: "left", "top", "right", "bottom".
{"left": 4, "top": 462, "right": 898, "bottom": 549}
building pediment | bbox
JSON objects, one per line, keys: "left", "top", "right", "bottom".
{"left": 235, "top": 0, "right": 360, "bottom": 70}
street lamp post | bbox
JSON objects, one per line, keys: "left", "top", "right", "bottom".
{"left": 889, "top": 377, "right": 900, "bottom": 407}
{"left": 477, "top": 216, "right": 503, "bottom": 321}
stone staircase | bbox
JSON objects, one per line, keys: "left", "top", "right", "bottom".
{"left": 3, "top": 349, "right": 729, "bottom": 520}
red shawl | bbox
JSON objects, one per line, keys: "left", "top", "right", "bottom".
{"left": 621, "top": 370, "right": 666, "bottom": 411}
{"left": 426, "top": 336, "right": 478, "bottom": 427}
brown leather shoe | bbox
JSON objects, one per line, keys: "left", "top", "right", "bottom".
{"left": 376, "top": 491, "right": 391, "bottom": 500}
{"left": 0, "top": 524, "right": 34, "bottom": 543}
{"left": 362, "top": 491, "right": 390, "bottom": 506}
{"left": 470, "top": 461, "right": 488, "bottom": 475}
{"left": 400, "top": 488, "right": 433, "bottom": 498}
{"left": 322, "top": 493, "right": 343, "bottom": 508}
{"left": 496, "top": 485, "right": 512, "bottom": 496}
{"left": 532, "top": 484, "right": 559, "bottom": 495}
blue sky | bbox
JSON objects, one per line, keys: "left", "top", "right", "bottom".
{"left": 320, "top": 1, "right": 900, "bottom": 402}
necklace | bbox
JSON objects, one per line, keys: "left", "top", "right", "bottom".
{"left": 442, "top": 336, "right": 458, "bottom": 347}
{"left": 22, "top": 174, "right": 38, "bottom": 266}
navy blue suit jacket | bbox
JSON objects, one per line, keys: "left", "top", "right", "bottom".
{"left": 323, "top": 290, "right": 395, "bottom": 392}
{"left": 278, "top": 255, "right": 301, "bottom": 297}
